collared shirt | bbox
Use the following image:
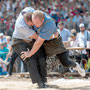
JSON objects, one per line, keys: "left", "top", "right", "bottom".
{"left": 57, "top": 28, "right": 71, "bottom": 41}
{"left": 77, "top": 30, "right": 90, "bottom": 47}
{"left": 34, "top": 12, "right": 57, "bottom": 40}
{"left": 12, "top": 7, "right": 35, "bottom": 41}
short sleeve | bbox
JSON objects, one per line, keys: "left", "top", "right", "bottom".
{"left": 39, "top": 22, "right": 56, "bottom": 40}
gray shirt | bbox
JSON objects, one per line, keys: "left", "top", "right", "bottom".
{"left": 12, "top": 7, "right": 35, "bottom": 41}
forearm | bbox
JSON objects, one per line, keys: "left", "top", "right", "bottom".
{"left": 29, "top": 33, "right": 38, "bottom": 40}
{"left": 29, "top": 37, "right": 45, "bottom": 57}
{"left": 0, "top": 58, "right": 4, "bottom": 63}
{"left": 5, "top": 54, "right": 9, "bottom": 62}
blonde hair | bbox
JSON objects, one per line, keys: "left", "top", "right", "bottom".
{"left": 32, "top": 10, "right": 44, "bottom": 21}
{"left": 71, "top": 29, "right": 77, "bottom": 33}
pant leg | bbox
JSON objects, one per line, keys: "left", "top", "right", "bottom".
{"left": 26, "top": 56, "right": 43, "bottom": 84}
{"left": 12, "top": 42, "right": 43, "bottom": 84}
{"left": 57, "top": 51, "right": 76, "bottom": 68}
{"left": 8, "top": 51, "right": 18, "bottom": 75}
{"left": 37, "top": 46, "right": 47, "bottom": 83}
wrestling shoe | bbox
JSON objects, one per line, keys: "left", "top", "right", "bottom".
{"left": 73, "top": 62, "right": 86, "bottom": 77}
{"left": 37, "top": 82, "right": 48, "bottom": 88}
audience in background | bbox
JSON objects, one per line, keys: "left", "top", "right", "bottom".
{"left": 69, "top": 29, "right": 88, "bottom": 65}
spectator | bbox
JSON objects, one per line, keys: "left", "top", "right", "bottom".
{"left": 0, "top": 19, "right": 6, "bottom": 34}
{"left": 73, "top": 12, "right": 82, "bottom": 32}
{"left": 0, "top": 33, "right": 6, "bottom": 43}
{"left": 57, "top": 21, "right": 71, "bottom": 41}
{"left": 0, "top": 42, "right": 9, "bottom": 75}
{"left": 83, "top": 12, "right": 90, "bottom": 28}
{"left": 66, "top": 14, "right": 76, "bottom": 30}
{"left": 69, "top": 29, "right": 88, "bottom": 65}
{"left": 6, "top": 36, "right": 11, "bottom": 50}
{"left": 77, "top": 23, "right": 90, "bottom": 47}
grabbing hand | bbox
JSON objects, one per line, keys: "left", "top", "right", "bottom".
{"left": 21, "top": 48, "right": 31, "bottom": 60}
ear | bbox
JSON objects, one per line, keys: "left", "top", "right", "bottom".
{"left": 41, "top": 18, "right": 44, "bottom": 23}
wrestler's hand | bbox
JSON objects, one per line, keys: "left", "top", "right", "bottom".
{"left": 50, "top": 31, "right": 59, "bottom": 39}
{"left": 54, "top": 31, "right": 59, "bottom": 38}
{"left": 21, "top": 48, "right": 31, "bottom": 60}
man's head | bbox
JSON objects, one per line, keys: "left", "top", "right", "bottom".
{"left": 58, "top": 21, "right": 64, "bottom": 30}
{"left": 32, "top": 10, "right": 45, "bottom": 27}
{"left": 24, "top": 12, "right": 34, "bottom": 26}
{"left": 79, "top": 23, "right": 85, "bottom": 32}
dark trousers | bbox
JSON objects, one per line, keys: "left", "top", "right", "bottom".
{"left": 57, "top": 51, "right": 76, "bottom": 68}
{"left": 8, "top": 51, "right": 27, "bottom": 75}
{"left": 12, "top": 41, "right": 47, "bottom": 84}
{"left": 8, "top": 51, "right": 18, "bottom": 75}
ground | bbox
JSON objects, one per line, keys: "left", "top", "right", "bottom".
{"left": 0, "top": 73, "right": 90, "bottom": 90}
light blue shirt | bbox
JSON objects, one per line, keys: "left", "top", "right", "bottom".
{"left": 35, "top": 12, "right": 57, "bottom": 40}
{"left": 73, "top": 15, "right": 82, "bottom": 23}
{"left": 57, "top": 28, "right": 71, "bottom": 41}
{"left": 13, "top": 7, "right": 35, "bottom": 41}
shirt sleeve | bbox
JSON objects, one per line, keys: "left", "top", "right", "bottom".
{"left": 39, "top": 22, "right": 56, "bottom": 40}
{"left": 68, "top": 30, "right": 71, "bottom": 37}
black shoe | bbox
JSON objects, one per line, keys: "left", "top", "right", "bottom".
{"left": 43, "top": 83, "right": 48, "bottom": 88}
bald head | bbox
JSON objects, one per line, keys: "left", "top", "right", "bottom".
{"left": 32, "top": 10, "right": 45, "bottom": 27}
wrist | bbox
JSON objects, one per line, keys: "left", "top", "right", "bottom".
{"left": 52, "top": 34, "right": 55, "bottom": 38}
{"left": 29, "top": 51, "right": 32, "bottom": 57}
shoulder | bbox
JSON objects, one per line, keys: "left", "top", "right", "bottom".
{"left": 77, "top": 32, "right": 81, "bottom": 36}
{"left": 43, "top": 20, "right": 56, "bottom": 30}
{"left": 64, "top": 28, "right": 70, "bottom": 32}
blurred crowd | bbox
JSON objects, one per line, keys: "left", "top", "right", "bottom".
{"left": 0, "top": 0, "right": 90, "bottom": 75}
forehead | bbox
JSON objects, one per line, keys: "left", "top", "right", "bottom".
{"left": 33, "top": 17, "right": 40, "bottom": 21}
{"left": 59, "top": 24, "right": 63, "bottom": 26}
{"left": 80, "top": 27, "right": 85, "bottom": 28}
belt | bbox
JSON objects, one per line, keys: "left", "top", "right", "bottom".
{"left": 45, "top": 35, "right": 60, "bottom": 42}
{"left": 23, "top": 40, "right": 32, "bottom": 43}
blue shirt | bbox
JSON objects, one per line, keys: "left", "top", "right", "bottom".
{"left": 57, "top": 28, "right": 71, "bottom": 41}
{"left": 35, "top": 12, "right": 57, "bottom": 40}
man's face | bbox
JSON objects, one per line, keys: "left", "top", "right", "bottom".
{"left": 80, "top": 27, "right": 85, "bottom": 32}
{"left": 58, "top": 24, "right": 64, "bottom": 30}
{"left": 32, "top": 17, "right": 44, "bottom": 27}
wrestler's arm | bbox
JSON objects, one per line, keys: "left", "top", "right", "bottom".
{"left": 21, "top": 32, "right": 59, "bottom": 60}
{"left": 21, "top": 36, "right": 45, "bottom": 60}
{"left": 30, "top": 31, "right": 59, "bottom": 40}
{"left": 29, "top": 32, "right": 38, "bottom": 40}
{"left": 28, "top": 32, "right": 59, "bottom": 57}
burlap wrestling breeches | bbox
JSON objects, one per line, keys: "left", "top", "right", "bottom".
{"left": 43, "top": 36, "right": 67, "bottom": 56}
